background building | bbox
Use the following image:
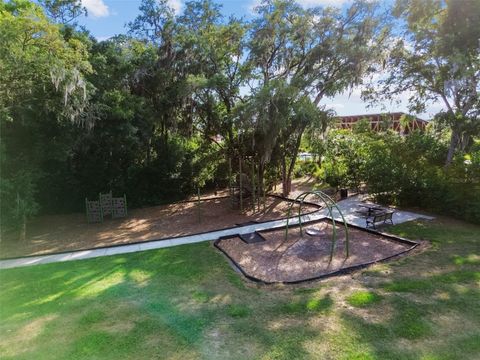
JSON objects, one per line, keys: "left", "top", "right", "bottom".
{"left": 337, "top": 112, "right": 428, "bottom": 134}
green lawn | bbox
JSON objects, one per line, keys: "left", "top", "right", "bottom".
{"left": 1, "top": 218, "right": 479, "bottom": 359}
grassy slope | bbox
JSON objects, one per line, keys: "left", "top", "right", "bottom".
{"left": 0, "top": 218, "right": 479, "bottom": 360}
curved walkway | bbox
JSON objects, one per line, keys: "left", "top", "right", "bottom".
{"left": 0, "top": 195, "right": 433, "bottom": 270}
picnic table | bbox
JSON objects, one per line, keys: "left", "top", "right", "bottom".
{"left": 358, "top": 204, "right": 384, "bottom": 216}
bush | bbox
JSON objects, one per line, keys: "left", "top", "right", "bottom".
{"left": 320, "top": 130, "right": 480, "bottom": 224}
{"left": 320, "top": 130, "right": 370, "bottom": 190}
{"left": 293, "top": 160, "right": 319, "bottom": 178}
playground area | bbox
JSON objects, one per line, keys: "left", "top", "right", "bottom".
{"left": 0, "top": 195, "right": 319, "bottom": 259}
{"left": 216, "top": 219, "right": 416, "bottom": 283}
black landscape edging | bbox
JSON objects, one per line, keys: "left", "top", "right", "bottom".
{"left": 214, "top": 218, "right": 418, "bottom": 285}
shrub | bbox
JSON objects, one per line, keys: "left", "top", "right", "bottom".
{"left": 293, "top": 160, "right": 319, "bottom": 178}
{"left": 320, "top": 130, "right": 480, "bottom": 224}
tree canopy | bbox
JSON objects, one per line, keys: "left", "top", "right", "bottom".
{"left": 1, "top": 0, "right": 479, "bottom": 236}
{"left": 365, "top": 0, "right": 480, "bottom": 165}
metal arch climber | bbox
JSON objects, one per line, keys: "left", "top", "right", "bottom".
{"left": 285, "top": 190, "right": 350, "bottom": 261}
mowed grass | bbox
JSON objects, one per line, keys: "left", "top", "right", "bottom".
{"left": 0, "top": 217, "right": 479, "bottom": 359}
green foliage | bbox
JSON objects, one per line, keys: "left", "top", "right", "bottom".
{"left": 0, "top": 0, "right": 92, "bottom": 232}
{"left": 321, "top": 129, "right": 371, "bottom": 190}
{"left": 39, "top": 0, "right": 87, "bottom": 24}
{"left": 293, "top": 161, "right": 319, "bottom": 179}
{"left": 0, "top": 0, "right": 92, "bottom": 120}
{"left": 2, "top": 0, "right": 477, "bottom": 243}
{"left": 0, "top": 0, "right": 390, "bottom": 234}
{"left": 0, "top": 170, "right": 39, "bottom": 230}
{"left": 247, "top": 0, "right": 386, "bottom": 195}
{"left": 364, "top": 133, "right": 480, "bottom": 223}
{"left": 365, "top": 0, "right": 480, "bottom": 164}
{"left": 319, "top": 128, "right": 480, "bottom": 223}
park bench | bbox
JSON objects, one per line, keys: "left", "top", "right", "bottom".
{"left": 366, "top": 211, "right": 394, "bottom": 229}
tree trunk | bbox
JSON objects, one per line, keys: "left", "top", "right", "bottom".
{"left": 197, "top": 187, "right": 201, "bottom": 223}
{"left": 239, "top": 157, "right": 243, "bottom": 212}
{"left": 20, "top": 213, "right": 26, "bottom": 242}
{"left": 251, "top": 159, "right": 256, "bottom": 212}
{"left": 258, "top": 161, "right": 266, "bottom": 211}
{"left": 445, "top": 127, "right": 460, "bottom": 166}
{"left": 281, "top": 156, "right": 288, "bottom": 197}
{"left": 282, "top": 130, "right": 304, "bottom": 197}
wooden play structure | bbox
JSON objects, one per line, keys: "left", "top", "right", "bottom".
{"left": 86, "top": 192, "right": 128, "bottom": 223}
{"left": 228, "top": 155, "right": 266, "bottom": 213}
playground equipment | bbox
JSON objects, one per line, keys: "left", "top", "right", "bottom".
{"left": 99, "top": 191, "right": 112, "bottom": 216}
{"left": 111, "top": 194, "right": 128, "bottom": 218}
{"left": 85, "top": 198, "right": 103, "bottom": 223}
{"left": 230, "top": 172, "right": 253, "bottom": 209}
{"left": 228, "top": 155, "right": 267, "bottom": 213}
{"left": 285, "top": 190, "right": 350, "bottom": 261}
{"left": 86, "top": 192, "right": 127, "bottom": 223}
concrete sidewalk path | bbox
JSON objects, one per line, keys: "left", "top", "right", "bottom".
{"left": 0, "top": 195, "right": 433, "bottom": 270}
{"left": 327, "top": 194, "right": 434, "bottom": 227}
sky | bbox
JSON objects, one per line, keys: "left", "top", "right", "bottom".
{"left": 77, "top": 0, "right": 443, "bottom": 120}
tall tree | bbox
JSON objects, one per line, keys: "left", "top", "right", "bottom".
{"left": 177, "top": 0, "right": 248, "bottom": 151}
{"left": 0, "top": 0, "right": 92, "bottom": 237}
{"left": 368, "top": 0, "right": 480, "bottom": 165}
{"left": 128, "top": 0, "right": 183, "bottom": 150}
{"left": 248, "top": 0, "right": 386, "bottom": 195}
{"left": 39, "top": 0, "right": 86, "bottom": 24}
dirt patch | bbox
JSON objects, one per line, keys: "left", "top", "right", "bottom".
{"left": 216, "top": 220, "right": 416, "bottom": 283}
{"left": 0, "top": 314, "right": 58, "bottom": 357}
{"left": 0, "top": 196, "right": 318, "bottom": 259}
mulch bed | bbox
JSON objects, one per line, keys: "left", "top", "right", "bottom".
{"left": 0, "top": 196, "right": 319, "bottom": 259}
{"left": 215, "top": 219, "right": 416, "bottom": 283}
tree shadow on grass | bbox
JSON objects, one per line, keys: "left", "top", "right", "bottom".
{"left": 0, "top": 243, "right": 228, "bottom": 358}
{"left": 2, "top": 218, "right": 478, "bottom": 359}
{"left": 339, "top": 267, "right": 480, "bottom": 360}
{"left": 0, "top": 241, "right": 341, "bottom": 360}
{"left": 1, "top": 240, "right": 334, "bottom": 359}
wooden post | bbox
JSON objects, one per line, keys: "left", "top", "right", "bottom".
{"left": 257, "top": 166, "right": 260, "bottom": 210}
{"left": 228, "top": 157, "right": 232, "bottom": 199}
{"left": 239, "top": 157, "right": 243, "bottom": 212}
{"left": 257, "top": 164, "right": 265, "bottom": 211}
{"left": 17, "top": 192, "right": 26, "bottom": 242}
{"left": 251, "top": 158, "right": 256, "bottom": 213}
{"left": 263, "top": 178, "right": 266, "bottom": 212}
{"left": 262, "top": 176, "right": 266, "bottom": 211}
{"left": 197, "top": 187, "right": 201, "bottom": 223}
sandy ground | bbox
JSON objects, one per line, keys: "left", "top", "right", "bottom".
{"left": 216, "top": 220, "right": 413, "bottom": 283}
{"left": 271, "top": 177, "right": 342, "bottom": 201}
{"left": 0, "top": 196, "right": 319, "bottom": 259}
